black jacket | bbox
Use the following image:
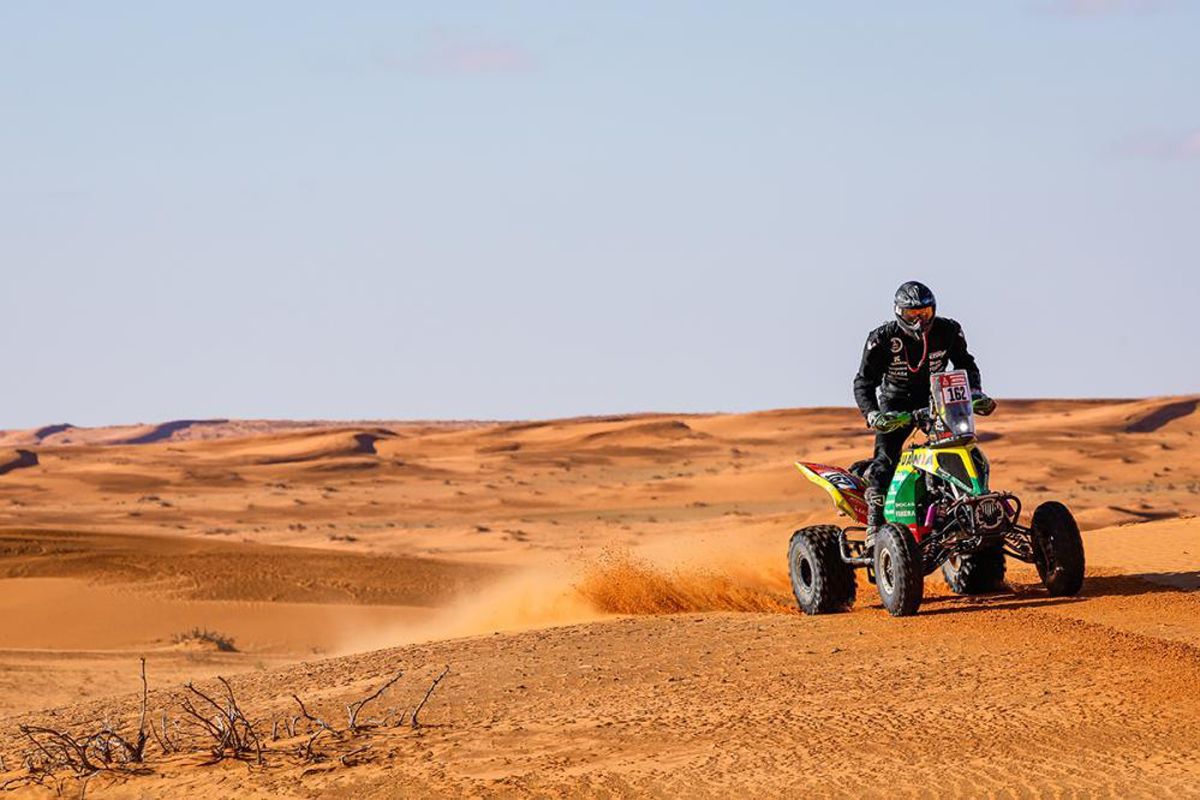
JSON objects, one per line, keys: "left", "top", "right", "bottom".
{"left": 853, "top": 317, "right": 982, "bottom": 417}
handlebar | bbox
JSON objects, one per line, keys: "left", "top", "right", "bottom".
{"left": 895, "top": 398, "right": 992, "bottom": 433}
{"left": 897, "top": 407, "right": 933, "bottom": 432}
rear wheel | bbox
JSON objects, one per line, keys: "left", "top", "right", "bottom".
{"left": 1031, "top": 501, "right": 1085, "bottom": 597}
{"left": 788, "top": 525, "right": 856, "bottom": 615}
{"left": 874, "top": 524, "right": 923, "bottom": 617}
{"left": 941, "top": 546, "right": 1007, "bottom": 595}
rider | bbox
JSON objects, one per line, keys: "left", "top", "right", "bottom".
{"left": 853, "top": 281, "right": 996, "bottom": 538}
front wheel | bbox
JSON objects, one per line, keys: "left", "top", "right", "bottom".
{"left": 788, "top": 526, "right": 856, "bottom": 615}
{"left": 941, "top": 546, "right": 1007, "bottom": 595}
{"left": 874, "top": 524, "right": 923, "bottom": 617}
{"left": 1031, "top": 501, "right": 1085, "bottom": 597}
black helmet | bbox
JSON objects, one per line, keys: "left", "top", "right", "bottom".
{"left": 894, "top": 281, "right": 936, "bottom": 338}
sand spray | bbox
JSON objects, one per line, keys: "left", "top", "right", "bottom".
{"left": 335, "top": 528, "right": 798, "bottom": 653}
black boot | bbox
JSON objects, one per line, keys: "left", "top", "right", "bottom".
{"left": 865, "top": 488, "right": 885, "bottom": 549}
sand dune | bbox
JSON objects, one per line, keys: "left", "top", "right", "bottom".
{"left": 0, "top": 397, "right": 1197, "bottom": 796}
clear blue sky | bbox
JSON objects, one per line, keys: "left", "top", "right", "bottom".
{"left": 2, "top": 2, "right": 1197, "bottom": 428}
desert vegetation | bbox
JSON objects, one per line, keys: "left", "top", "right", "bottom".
{"left": 2, "top": 661, "right": 450, "bottom": 793}
{"left": 171, "top": 628, "right": 237, "bottom": 653}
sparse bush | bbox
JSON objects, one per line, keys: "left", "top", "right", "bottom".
{"left": 8, "top": 659, "right": 151, "bottom": 788}
{"left": 180, "top": 677, "right": 263, "bottom": 765}
{"left": 5, "top": 660, "right": 453, "bottom": 788}
{"left": 172, "top": 627, "right": 237, "bottom": 652}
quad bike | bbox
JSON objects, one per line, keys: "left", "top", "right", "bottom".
{"left": 788, "top": 370, "right": 1085, "bottom": 617}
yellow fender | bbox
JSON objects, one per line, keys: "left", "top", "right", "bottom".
{"left": 795, "top": 461, "right": 870, "bottom": 523}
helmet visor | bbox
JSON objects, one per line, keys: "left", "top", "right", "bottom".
{"left": 897, "top": 305, "right": 934, "bottom": 325}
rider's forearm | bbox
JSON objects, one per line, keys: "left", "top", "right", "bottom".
{"left": 961, "top": 362, "right": 983, "bottom": 393}
{"left": 854, "top": 330, "right": 888, "bottom": 418}
{"left": 852, "top": 377, "right": 881, "bottom": 418}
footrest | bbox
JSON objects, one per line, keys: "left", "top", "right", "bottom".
{"left": 838, "top": 527, "right": 873, "bottom": 566}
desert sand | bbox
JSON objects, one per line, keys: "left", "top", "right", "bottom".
{"left": 0, "top": 396, "right": 1198, "bottom": 797}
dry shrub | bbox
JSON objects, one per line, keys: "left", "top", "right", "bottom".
{"left": 172, "top": 627, "right": 237, "bottom": 652}
{"left": 180, "top": 678, "right": 262, "bottom": 764}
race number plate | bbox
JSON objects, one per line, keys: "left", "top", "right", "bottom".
{"left": 937, "top": 371, "right": 970, "bottom": 406}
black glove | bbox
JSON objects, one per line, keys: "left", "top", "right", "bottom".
{"left": 867, "top": 410, "right": 910, "bottom": 433}
{"left": 972, "top": 393, "right": 997, "bottom": 416}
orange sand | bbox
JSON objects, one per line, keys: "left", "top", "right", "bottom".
{"left": 0, "top": 397, "right": 1197, "bottom": 796}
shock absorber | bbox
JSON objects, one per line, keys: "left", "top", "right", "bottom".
{"left": 924, "top": 503, "right": 938, "bottom": 530}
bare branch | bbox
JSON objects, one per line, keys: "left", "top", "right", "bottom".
{"left": 149, "top": 718, "right": 171, "bottom": 755}
{"left": 340, "top": 745, "right": 370, "bottom": 766}
{"left": 153, "top": 711, "right": 176, "bottom": 755}
{"left": 346, "top": 671, "right": 404, "bottom": 732}
{"left": 410, "top": 666, "right": 450, "bottom": 729}
{"left": 298, "top": 726, "right": 329, "bottom": 763}
{"left": 19, "top": 725, "right": 99, "bottom": 776}
{"left": 292, "top": 695, "right": 339, "bottom": 738}
{"left": 290, "top": 693, "right": 341, "bottom": 763}
{"left": 136, "top": 658, "right": 149, "bottom": 755}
